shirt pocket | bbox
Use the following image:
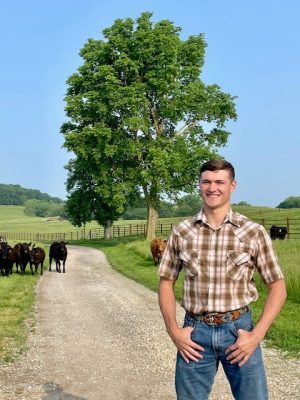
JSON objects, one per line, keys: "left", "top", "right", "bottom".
{"left": 179, "top": 249, "right": 199, "bottom": 277}
{"left": 226, "top": 251, "right": 254, "bottom": 281}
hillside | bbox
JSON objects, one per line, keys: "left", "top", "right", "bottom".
{"left": 0, "top": 204, "right": 299, "bottom": 237}
{"left": 0, "top": 183, "right": 63, "bottom": 205}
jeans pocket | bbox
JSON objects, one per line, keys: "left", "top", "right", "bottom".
{"left": 231, "top": 313, "right": 254, "bottom": 336}
{"left": 183, "top": 314, "right": 196, "bottom": 329}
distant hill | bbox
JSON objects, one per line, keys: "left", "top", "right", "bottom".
{"left": 0, "top": 184, "right": 63, "bottom": 205}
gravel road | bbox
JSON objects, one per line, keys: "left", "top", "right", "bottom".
{"left": 0, "top": 245, "right": 299, "bottom": 400}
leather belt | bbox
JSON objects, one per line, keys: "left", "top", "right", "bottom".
{"left": 187, "top": 306, "right": 250, "bottom": 325}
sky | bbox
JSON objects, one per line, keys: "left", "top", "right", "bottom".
{"left": 1, "top": 0, "right": 299, "bottom": 207}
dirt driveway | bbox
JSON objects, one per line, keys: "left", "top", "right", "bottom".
{"left": 0, "top": 246, "right": 299, "bottom": 400}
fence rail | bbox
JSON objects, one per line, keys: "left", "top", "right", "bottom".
{"left": 1, "top": 217, "right": 300, "bottom": 242}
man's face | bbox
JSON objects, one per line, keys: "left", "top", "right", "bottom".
{"left": 199, "top": 169, "right": 236, "bottom": 210}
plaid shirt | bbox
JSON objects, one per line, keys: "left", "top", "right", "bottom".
{"left": 158, "top": 208, "right": 284, "bottom": 313}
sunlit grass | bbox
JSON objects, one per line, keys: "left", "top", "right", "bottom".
{"left": 0, "top": 274, "right": 39, "bottom": 362}
{"left": 0, "top": 242, "right": 48, "bottom": 363}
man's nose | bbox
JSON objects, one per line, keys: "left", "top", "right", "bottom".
{"left": 207, "top": 182, "right": 217, "bottom": 191}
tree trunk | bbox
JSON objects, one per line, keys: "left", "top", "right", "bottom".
{"left": 146, "top": 204, "right": 158, "bottom": 241}
{"left": 104, "top": 219, "right": 113, "bottom": 240}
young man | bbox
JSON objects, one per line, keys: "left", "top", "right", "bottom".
{"left": 158, "top": 159, "right": 286, "bottom": 400}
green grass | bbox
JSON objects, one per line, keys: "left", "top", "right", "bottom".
{"left": 0, "top": 241, "right": 48, "bottom": 363}
{"left": 73, "top": 237, "right": 300, "bottom": 357}
{"left": 0, "top": 273, "right": 39, "bottom": 363}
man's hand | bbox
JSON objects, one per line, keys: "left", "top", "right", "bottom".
{"left": 171, "top": 326, "right": 204, "bottom": 363}
{"left": 225, "top": 329, "right": 261, "bottom": 367}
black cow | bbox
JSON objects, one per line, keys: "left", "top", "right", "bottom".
{"left": 13, "top": 242, "right": 32, "bottom": 273}
{"left": 49, "top": 241, "right": 68, "bottom": 273}
{"left": 0, "top": 242, "right": 14, "bottom": 276}
{"left": 30, "top": 246, "right": 46, "bottom": 275}
{"left": 270, "top": 225, "right": 288, "bottom": 240}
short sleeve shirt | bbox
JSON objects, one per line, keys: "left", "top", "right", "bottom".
{"left": 158, "top": 208, "right": 284, "bottom": 313}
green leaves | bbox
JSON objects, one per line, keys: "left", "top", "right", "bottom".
{"left": 61, "top": 12, "right": 237, "bottom": 236}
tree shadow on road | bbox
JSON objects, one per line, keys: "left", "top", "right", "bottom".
{"left": 42, "top": 382, "right": 87, "bottom": 400}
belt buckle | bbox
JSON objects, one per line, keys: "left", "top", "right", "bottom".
{"left": 204, "top": 313, "right": 219, "bottom": 325}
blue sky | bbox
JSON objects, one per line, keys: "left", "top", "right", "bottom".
{"left": 1, "top": 0, "right": 299, "bottom": 207}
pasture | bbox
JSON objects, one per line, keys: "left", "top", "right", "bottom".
{"left": 0, "top": 205, "right": 299, "bottom": 363}
{"left": 1, "top": 204, "right": 300, "bottom": 236}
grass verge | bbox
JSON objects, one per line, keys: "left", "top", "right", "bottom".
{"left": 0, "top": 241, "right": 48, "bottom": 364}
{"left": 0, "top": 273, "right": 39, "bottom": 363}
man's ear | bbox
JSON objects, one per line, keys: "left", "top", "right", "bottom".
{"left": 230, "top": 180, "right": 237, "bottom": 192}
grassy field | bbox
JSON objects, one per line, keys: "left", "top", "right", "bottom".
{"left": 0, "top": 205, "right": 299, "bottom": 235}
{"left": 0, "top": 205, "right": 299, "bottom": 363}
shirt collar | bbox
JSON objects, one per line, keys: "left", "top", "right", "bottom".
{"left": 193, "top": 208, "right": 240, "bottom": 228}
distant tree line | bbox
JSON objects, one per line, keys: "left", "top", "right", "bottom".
{"left": 0, "top": 184, "right": 63, "bottom": 205}
{"left": 1, "top": 183, "right": 299, "bottom": 222}
{"left": 0, "top": 184, "right": 66, "bottom": 218}
{"left": 277, "top": 196, "right": 300, "bottom": 209}
{"left": 23, "top": 199, "right": 67, "bottom": 218}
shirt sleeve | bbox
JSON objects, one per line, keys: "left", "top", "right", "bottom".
{"left": 255, "top": 225, "right": 284, "bottom": 284}
{"left": 158, "top": 227, "right": 182, "bottom": 281}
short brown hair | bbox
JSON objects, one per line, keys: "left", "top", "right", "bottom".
{"left": 199, "top": 159, "right": 235, "bottom": 180}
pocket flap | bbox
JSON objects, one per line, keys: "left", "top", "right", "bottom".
{"left": 227, "top": 251, "right": 251, "bottom": 265}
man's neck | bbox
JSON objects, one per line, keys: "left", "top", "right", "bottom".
{"left": 203, "top": 205, "right": 231, "bottom": 230}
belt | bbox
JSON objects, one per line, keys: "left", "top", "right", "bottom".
{"left": 187, "top": 306, "right": 250, "bottom": 325}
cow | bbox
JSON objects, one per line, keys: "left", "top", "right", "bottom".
{"left": 150, "top": 238, "right": 167, "bottom": 266}
{"left": 270, "top": 225, "right": 288, "bottom": 240}
{"left": 0, "top": 242, "right": 14, "bottom": 276}
{"left": 49, "top": 241, "right": 68, "bottom": 273}
{"left": 13, "top": 242, "right": 32, "bottom": 273}
{"left": 30, "top": 246, "right": 46, "bottom": 275}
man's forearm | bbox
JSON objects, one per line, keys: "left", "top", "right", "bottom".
{"left": 252, "top": 278, "right": 287, "bottom": 341}
{"left": 158, "top": 278, "right": 179, "bottom": 337}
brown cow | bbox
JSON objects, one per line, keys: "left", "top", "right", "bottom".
{"left": 150, "top": 238, "right": 167, "bottom": 266}
{"left": 13, "top": 242, "right": 32, "bottom": 274}
{"left": 30, "top": 246, "right": 46, "bottom": 275}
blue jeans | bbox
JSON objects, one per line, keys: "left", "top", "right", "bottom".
{"left": 175, "top": 311, "right": 268, "bottom": 400}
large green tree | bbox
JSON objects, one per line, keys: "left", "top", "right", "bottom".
{"left": 62, "top": 12, "right": 237, "bottom": 240}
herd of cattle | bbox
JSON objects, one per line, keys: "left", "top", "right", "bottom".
{"left": 0, "top": 240, "right": 68, "bottom": 277}
{"left": 0, "top": 224, "right": 288, "bottom": 275}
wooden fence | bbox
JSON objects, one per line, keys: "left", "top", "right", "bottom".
{"left": 1, "top": 217, "right": 300, "bottom": 242}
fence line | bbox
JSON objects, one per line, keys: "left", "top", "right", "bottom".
{"left": 1, "top": 217, "right": 300, "bottom": 242}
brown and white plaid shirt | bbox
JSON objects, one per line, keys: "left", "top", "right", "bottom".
{"left": 158, "top": 208, "right": 284, "bottom": 313}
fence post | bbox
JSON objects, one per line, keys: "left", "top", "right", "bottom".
{"left": 287, "top": 218, "right": 290, "bottom": 239}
